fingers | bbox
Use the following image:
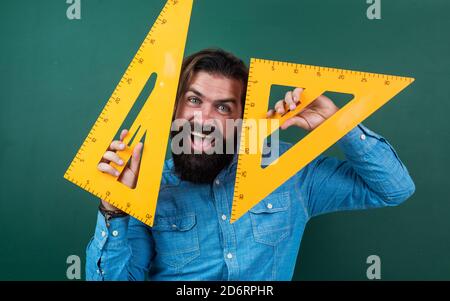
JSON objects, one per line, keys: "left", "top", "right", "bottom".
{"left": 285, "top": 88, "right": 303, "bottom": 110}
{"left": 107, "top": 128, "right": 128, "bottom": 151}
{"left": 284, "top": 91, "right": 296, "bottom": 111}
{"left": 98, "top": 143, "right": 139, "bottom": 178}
{"left": 281, "top": 116, "right": 311, "bottom": 131}
{"left": 274, "top": 100, "right": 286, "bottom": 115}
{"left": 119, "top": 129, "right": 128, "bottom": 141}
{"left": 292, "top": 88, "right": 303, "bottom": 104}
{"left": 109, "top": 140, "right": 126, "bottom": 151}
{"left": 98, "top": 129, "right": 131, "bottom": 177}
{"left": 103, "top": 151, "right": 124, "bottom": 166}
{"left": 129, "top": 142, "right": 143, "bottom": 174}
{"left": 269, "top": 88, "right": 304, "bottom": 117}
{"left": 266, "top": 109, "right": 275, "bottom": 118}
{"left": 97, "top": 162, "right": 120, "bottom": 177}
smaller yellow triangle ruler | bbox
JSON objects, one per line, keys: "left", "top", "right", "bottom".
{"left": 230, "top": 58, "right": 414, "bottom": 223}
{"left": 64, "top": 0, "right": 193, "bottom": 226}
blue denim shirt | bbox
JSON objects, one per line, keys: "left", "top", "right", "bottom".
{"left": 86, "top": 124, "right": 415, "bottom": 280}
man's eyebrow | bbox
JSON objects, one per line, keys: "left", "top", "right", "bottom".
{"left": 187, "top": 88, "right": 238, "bottom": 105}
{"left": 214, "top": 98, "right": 238, "bottom": 105}
{"left": 187, "top": 88, "right": 204, "bottom": 98}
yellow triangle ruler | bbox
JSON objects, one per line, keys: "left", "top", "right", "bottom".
{"left": 64, "top": 0, "right": 193, "bottom": 226}
{"left": 230, "top": 58, "right": 414, "bottom": 223}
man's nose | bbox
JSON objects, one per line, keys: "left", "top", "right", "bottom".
{"left": 192, "top": 110, "right": 216, "bottom": 130}
{"left": 202, "top": 104, "right": 216, "bottom": 120}
{"left": 192, "top": 105, "right": 215, "bottom": 121}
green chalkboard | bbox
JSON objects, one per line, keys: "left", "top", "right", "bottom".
{"left": 0, "top": 0, "right": 449, "bottom": 280}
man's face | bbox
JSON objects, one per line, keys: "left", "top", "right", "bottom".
{"left": 171, "top": 71, "right": 244, "bottom": 183}
{"left": 174, "top": 71, "right": 243, "bottom": 151}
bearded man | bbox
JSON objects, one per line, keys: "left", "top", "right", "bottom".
{"left": 86, "top": 49, "right": 415, "bottom": 280}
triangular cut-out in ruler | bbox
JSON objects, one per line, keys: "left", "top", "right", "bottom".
{"left": 230, "top": 58, "right": 414, "bottom": 223}
{"left": 64, "top": 0, "right": 193, "bottom": 226}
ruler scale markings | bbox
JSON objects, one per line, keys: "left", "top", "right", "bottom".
{"left": 230, "top": 59, "right": 414, "bottom": 223}
{"left": 65, "top": 0, "right": 414, "bottom": 227}
{"left": 64, "top": 0, "right": 193, "bottom": 227}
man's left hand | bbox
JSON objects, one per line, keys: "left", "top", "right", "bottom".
{"left": 266, "top": 87, "right": 339, "bottom": 131}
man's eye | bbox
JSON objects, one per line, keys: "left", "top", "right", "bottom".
{"left": 217, "top": 104, "right": 230, "bottom": 113}
{"left": 188, "top": 97, "right": 201, "bottom": 104}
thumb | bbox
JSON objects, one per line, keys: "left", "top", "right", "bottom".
{"left": 280, "top": 116, "right": 311, "bottom": 131}
{"left": 129, "top": 142, "right": 143, "bottom": 175}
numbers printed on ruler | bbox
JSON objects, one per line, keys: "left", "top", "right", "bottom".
{"left": 64, "top": 0, "right": 414, "bottom": 227}
{"left": 64, "top": 0, "right": 194, "bottom": 226}
{"left": 230, "top": 59, "right": 414, "bottom": 223}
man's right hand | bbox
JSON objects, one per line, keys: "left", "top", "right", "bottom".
{"left": 97, "top": 129, "right": 143, "bottom": 211}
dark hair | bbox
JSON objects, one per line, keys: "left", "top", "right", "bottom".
{"left": 176, "top": 48, "right": 249, "bottom": 109}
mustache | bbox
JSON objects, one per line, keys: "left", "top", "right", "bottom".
{"left": 170, "top": 118, "right": 240, "bottom": 155}
{"left": 190, "top": 122, "right": 216, "bottom": 136}
{"left": 170, "top": 120, "right": 220, "bottom": 137}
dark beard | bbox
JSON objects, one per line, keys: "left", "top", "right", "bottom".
{"left": 172, "top": 152, "right": 234, "bottom": 184}
{"left": 170, "top": 120, "right": 237, "bottom": 184}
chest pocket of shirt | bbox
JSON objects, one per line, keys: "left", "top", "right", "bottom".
{"left": 248, "top": 191, "right": 292, "bottom": 246}
{"left": 151, "top": 213, "right": 200, "bottom": 268}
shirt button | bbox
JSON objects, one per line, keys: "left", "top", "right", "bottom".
{"left": 221, "top": 214, "right": 227, "bottom": 221}
{"left": 101, "top": 231, "right": 106, "bottom": 238}
{"left": 267, "top": 203, "right": 273, "bottom": 209}
{"left": 226, "top": 253, "right": 233, "bottom": 259}
{"left": 215, "top": 179, "right": 220, "bottom": 185}
{"left": 360, "top": 134, "right": 366, "bottom": 140}
{"left": 112, "top": 230, "right": 119, "bottom": 237}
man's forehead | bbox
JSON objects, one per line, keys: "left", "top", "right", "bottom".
{"left": 187, "top": 72, "right": 242, "bottom": 100}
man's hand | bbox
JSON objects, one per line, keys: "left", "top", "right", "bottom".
{"left": 266, "top": 88, "right": 339, "bottom": 131}
{"left": 97, "top": 129, "right": 143, "bottom": 210}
